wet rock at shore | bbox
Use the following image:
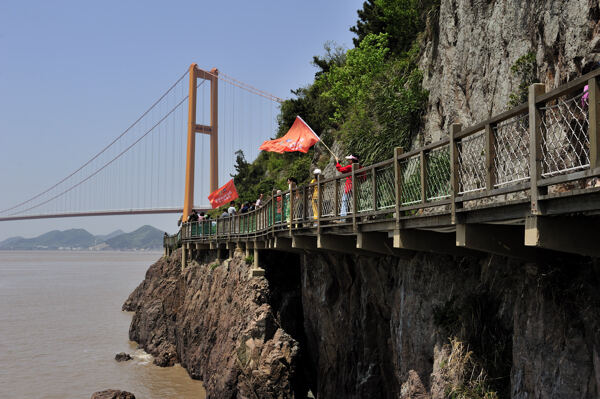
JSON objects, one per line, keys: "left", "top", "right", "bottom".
{"left": 114, "top": 352, "right": 132, "bottom": 362}
{"left": 153, "top": 351, "right": 176, "bottom": 367}
{"left": 90, "top": 389, "right": 135, "bottom": 399}
{"left": 124, "top": 249, "right": 306, "bottom": 398}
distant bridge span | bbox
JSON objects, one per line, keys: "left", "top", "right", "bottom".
{"left": 0, "top": 208, "right": 210, "bottom": 222}
{"left": 0, "top": 64, "right": 280, "bottom": 223}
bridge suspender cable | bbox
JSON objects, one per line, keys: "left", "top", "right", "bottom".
{"left": 0, "top": 69, "right": 190, "bottom": 215}
{"left": 2, "top": 65, "right": 284, "bottom": 219}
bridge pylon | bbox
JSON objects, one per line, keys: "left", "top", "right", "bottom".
{"left": 183, "top": 64, "right": 219, "bottom": 221}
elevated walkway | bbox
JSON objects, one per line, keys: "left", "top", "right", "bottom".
{"left": 166, "top": 71, "right": 600, "bottom": 265}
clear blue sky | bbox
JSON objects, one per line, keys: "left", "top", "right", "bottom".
{"left": 0, "top": 0, "right": 365, "bottom": 241}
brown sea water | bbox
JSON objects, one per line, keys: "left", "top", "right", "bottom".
{"left": 0, "top": 251, "right": 205, "bottom": 399}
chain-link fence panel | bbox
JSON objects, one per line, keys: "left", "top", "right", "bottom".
{"left": 375, "top": 163, "right": 396, "bottom": 210}
{"left": 493, "top": 115, "right": 530, "bottom": 187}
{"left": 292, "top": 190, "right": 305, "bottom": 222}
{"left": 337, "top": 177, "right": 353, "bottom": 216}
{"left": 355, "top": 169, "right": 374, "bottom": 213}
{"left": 321, "top": 180, "right": 336, "bottom": 217}
{"left": 541, "top": 91, "right": 590, "bottom": 177}
{"left": 399, "top": 156, "right": 421, "bottom": 205}
{"left": 457, "top": 131, "right": 486, "bottom": 194}
{"left": 426, "top": 146, "right": 451, "bottom": 201}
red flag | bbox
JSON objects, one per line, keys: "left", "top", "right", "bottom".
{"left": 208, "top": 179, "right": 239, "bottom": 209}
{"left": 259, "top": 116, "right": 320, "bottom": 153}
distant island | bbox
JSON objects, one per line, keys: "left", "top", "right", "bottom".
{"left": 0, "top": 225, "right": 166, "bottom": 251}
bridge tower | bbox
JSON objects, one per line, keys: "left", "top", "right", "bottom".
{"left": 183, "top": 64, "right": 219, "bottom": 220}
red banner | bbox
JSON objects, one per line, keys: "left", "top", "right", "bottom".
{"left": 207, "top": 179, "right": 239, "bottom": 209}
{"left": 259, "top": 116, "right": 320, "bottom": 153}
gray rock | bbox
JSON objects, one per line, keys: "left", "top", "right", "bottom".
{"left": 114, "top": 352, "right": 132, "bottom": 362}
{"left": 420, "top": 0, "right": 600, "bottom": 146}
{"left": 90, "top": 390, "right": 135, "bottom": 399}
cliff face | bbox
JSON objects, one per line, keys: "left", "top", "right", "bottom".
{"left": 123, "top": 249, "right": 306, "bottom": 398}
{"left": 125, "top": 247, "right": 599, "bottom": 398}
{"left": 421, "top": 0, "right": 600, "bottom": 142}
{"left": 301, "top": 252, "right": 600, "bottom": 398}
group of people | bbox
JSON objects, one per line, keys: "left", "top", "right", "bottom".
{"left": 179, "top": 153, "right": 361, "bottom": 226}
{"left": 187, "top": 209, "right": 208, "bottom": 222}
{"left": 220, "top": 193, "right": 265, "bottom": 218}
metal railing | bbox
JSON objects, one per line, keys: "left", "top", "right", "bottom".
{"left": 167, "top": 70, "right": 600, "bottom": 247}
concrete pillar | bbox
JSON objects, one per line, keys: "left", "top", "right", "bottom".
{"left": 181, "top": 244, "right": 187, "bottom": 271}
{"left": 250, "top": 247, "right": 265, "bottom": 277}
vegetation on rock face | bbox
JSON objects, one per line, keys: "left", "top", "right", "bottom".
{"left": 439, "top": 338, "right": 499, "bottom": 399}
{"left": 432, "top": 289, "right": 512, "bottom": 397}
{"left": 508, "top": 52, "right": 539, "bottom": 108}
{"left": 228, "top": 0, "right": 438, "bottom": 199}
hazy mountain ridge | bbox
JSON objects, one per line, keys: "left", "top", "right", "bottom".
{"left": 0, "top": 226, "right": 164, "bottom": 250}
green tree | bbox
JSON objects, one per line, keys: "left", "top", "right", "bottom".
{"left": 350, "top": 0, "right": 440, "bottom": 55}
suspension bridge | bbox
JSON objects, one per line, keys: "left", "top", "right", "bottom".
{"left": 3, "top": 65, "right": 600, "bottom": 262}
{"left": 0, "top": 64, "right": 282, "bottom": 222}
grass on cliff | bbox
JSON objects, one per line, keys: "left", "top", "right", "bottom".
{"left": 432, "top": 290, "right": 512, "bottom": 397}
{"left": 440, "top": 338, "right": 499, "bottom": 399}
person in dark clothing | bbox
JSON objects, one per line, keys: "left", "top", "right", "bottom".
{"left": 187, "top": 209, "right": 199, "bottom": 222}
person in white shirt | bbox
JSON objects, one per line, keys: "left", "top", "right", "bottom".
{"left": 227, "top": 201, "right": 237, "bottom": 216}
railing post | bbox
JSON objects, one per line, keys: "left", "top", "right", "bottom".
{"left": 394, "top": 147, "right": 404, "bottom": 228}
{"left": 529, "top": 83, "right": 546, "bottom": 215}
{"left": 352, "top": 163, "right": 357, "bottom": 231}
{"left": 289, "top": 185, "right": 294, "bottom": 233}
{"left": 302, "top": 186, "right": 308, "bottom": 226}
{"left": 271, "top": 190, "right": 277, "bottom": 234}
{"left": 317, "top": 174, "right": 322, "bottom": 234}
{"left": 420, "top": 150, "right": 427, "bottom": 204}
{"left": 450, "top": 123, "right": 462, "bottom": 224}
{"left": 485, "top": 123, "right": 496, "bottom": 190}
{"left": 372, "top": 167, "right": 377, "bottom": 212}
{"left": 589, "top": 77, "right": 600, "bottom": 170}
{"left": 334, "top": 177, "right": 339, "bottom": 219}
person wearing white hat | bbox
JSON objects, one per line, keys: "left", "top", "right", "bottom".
{"left": 310, "top": 168, "right": 321, "bottom": 222}
{"left": 335, "top": 154, "right": 361, "bottom": 221}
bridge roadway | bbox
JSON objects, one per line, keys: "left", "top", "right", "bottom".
{"left": 166, "top": 71, "right": 600, "bottom": 268}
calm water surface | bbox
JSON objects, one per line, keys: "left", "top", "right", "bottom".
{"left": 0, "top": 251, "right": 206, "bottom": 399}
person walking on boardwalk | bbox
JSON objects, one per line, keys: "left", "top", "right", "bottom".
{"left": 285, "top": 177, "right": 297, "bottom": 223}
{"left": 255, "top": 193, "right": 264, "bottom": 208}
{"left": 227, "top": 201, "right": 237, "bottom": 216}
{"left": 310, "top": 168, "right": 321, "bottom": 222}
{"left": 335, "top": 155, "right": 360, "bottom": 220}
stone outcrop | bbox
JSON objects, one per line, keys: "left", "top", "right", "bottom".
{"left": 420, "top": 0, "right": 600, "bottom": 143}
{"left": 114, "top": 352, "right": 132, "bottom": 362}
{"left": 90, "top": 390, "right": 135, "bottom": 399}
{"left": 123, "top": 249, "right": 306, "bottom": 398}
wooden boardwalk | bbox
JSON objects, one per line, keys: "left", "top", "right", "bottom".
{"left": 167, "top": 70, "right": 600, "bottom": 265}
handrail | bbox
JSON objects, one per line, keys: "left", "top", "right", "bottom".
{"left": 167, "top": 72, "right": 600, "bottom": 248}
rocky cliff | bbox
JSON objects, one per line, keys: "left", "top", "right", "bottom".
{"left": 421, "top": 0, "right": 600, "bottom": 143}
{"left": 125, "top": 247, "right": 599, "bottom": 398}
{"left": 123, "top": 249, "right": 307, "bottom": 398}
